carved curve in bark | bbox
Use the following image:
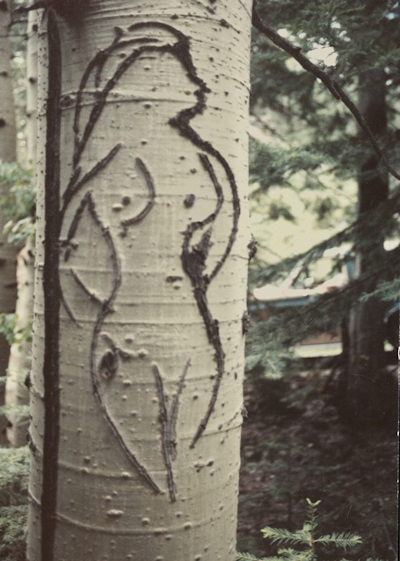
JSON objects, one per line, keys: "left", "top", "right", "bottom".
{"left": 59, "top": 22, "right": 240, "bottom": 495}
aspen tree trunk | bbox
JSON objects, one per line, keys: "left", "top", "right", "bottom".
{"left": 6, "top": 10, "right": 38, "bottom": 447}
{"left": 0, "top": 0, "right": 17, "bottom": 445}
{"left": 28, "top": 2, "right": 252, "bottom": 560}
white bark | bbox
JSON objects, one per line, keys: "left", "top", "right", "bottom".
{"left": 26, "top": 10, "right": 39, "bottom": 164}
{"left": 0, "top": 0, "right": 17, "bottom": 445}
{"left": 6, "top": 237, "right": 34, "bottom": 447}
{"left": 6, "top": 11, "right": 38, "bottom": 447}
{"left": 28, "top": 2, "right": 252, "bottom": 560}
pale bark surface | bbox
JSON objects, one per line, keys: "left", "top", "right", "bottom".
{"left": 28, "top": 2, "right": 252, "bottom": 560}
{"left": 6, "top": 11, "right": 38, "bottom": 447}
{"left": 6, "top": 237, "right": 34, "bottom": 446}
{"left": 0, "top": 0, "right": 17, "bottom": 444}
{"left": 26, "top": 10, "right": 39, "bottom": 164}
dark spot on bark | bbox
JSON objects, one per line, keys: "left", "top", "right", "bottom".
{"left": 0, "top": 70, "right": 9, "bottom": 77}
{"left": 29, "top": 77, "right": 37, "bottom": 84}
{"left": 27, "top": 432, "right": 38, "bottom": 453}
{"left": 0, "top": 1, "right": 8, "bottom": 12}
{"left": 242, "top": 311, "right": 251, "bottom": 335}
{"left": 99, "top": 350, "right": 118, "bottom": 380}
{"left": 0, "top": 118, "right": 7, "bottom": 128}
{"left": 184, "top": 194, "right": 196, "bottom": 208}
{"left": 60, "top": 94, "right": 73, "bottom": 108}
{"left": 32, "top": 24, "right": 38, "bottom": 32}
{"left": 166, "top": 276, "right": 183, "bottom": 283}
{"left": 122, "top": 196, "right": 131, "bottom": 206}
{"left": 24, "top": 371, "right": 32, "bottom": 390}
{"left": 220, "top": 19, "right": 230, "bottom": 28}
{"left": 64, "top": 246, "right": 71, "bottom": 262}
{"left": 247, "top": 236, "right": 257, "bottom": 260}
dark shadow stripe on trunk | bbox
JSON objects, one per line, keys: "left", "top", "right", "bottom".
{"left": 41, "top": 8, "right": 62, "bottom": 561}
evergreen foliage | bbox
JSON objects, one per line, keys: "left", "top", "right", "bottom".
{"left": 0, "top": 506, "right": 28, "bottom": 561}
{"left": 0, "top": 162, "right": 35, "bottom": 247}
{"left": 0, "top": 448, "right": 29, "bottom": 561}
{"left": 237, "top": 499, "right": 362, "bottom": 561}
{"left": 247, "top": 0, "right": 399, "bottom": 376}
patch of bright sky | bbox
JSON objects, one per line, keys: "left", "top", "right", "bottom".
{"left": 277, "top": 28, "right": 338, "bottom": 67}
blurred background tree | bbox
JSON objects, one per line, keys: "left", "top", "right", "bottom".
{"left": 238, "top": 1, "right": 398, "bottom": 558}
{"left": 247, "top": 0, "right": 399, "bottom": 423}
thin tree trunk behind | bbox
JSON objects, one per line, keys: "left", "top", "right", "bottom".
{"left": 0, "top": 0, "right": 17, "bottom": 445}
{"left": 28, "top": 2, "right": 252, "bottom": 560}
{"left": 346, "top": 69, "right": 390, "bottom": 423}
{"left": 6, "top": 10, "right": 38, "bottom": 447}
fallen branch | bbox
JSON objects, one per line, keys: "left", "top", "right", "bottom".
{"left": 252, "top": 4, "right": 400, "bottom": 182}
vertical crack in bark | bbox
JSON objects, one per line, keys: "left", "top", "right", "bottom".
{"left": 41, "top": 9, "right": 61, "bottom": 561}
{"left": 153, "top": 359, "right": 191, "bottom": 501}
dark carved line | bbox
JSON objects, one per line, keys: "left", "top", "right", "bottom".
{"left": 61, "top": 32, "right": 161, "bottom": 489}
{"left": 153, "top": 364, "right": 177, "bottom": 502}
{"left": 198, "top": 154, "right": 225, "bottom": 282}
{"left": 70, "top": 268, "right": 105, "bottom": 305}
{"left": 72, "top": 34, "right": 122, "bottom": 154}
{"left": 71, "top": 23, "right": 191, "bottom": 173}
{"left": 168, "top": 359, "right": 191, "bottom": 462}
{"left": 62, "top": 143, "right": 122, "bottom": 213}
{"left": 101, "top": 333, "right": 136, "bottom": 361}
{"left": 73, "top": 33, "right": 156, "bottom": 143}
{"left": 73, "top": 46, "right": 148, "bottom": 168}
{"left": 58, "top": 21, "right": 240, "bottom": 489}
{"left": 100, "top": 332, "right": 117, "bottom": 352}
{"left": 83, "top": 193, "right": 161, "bottom": 494}
{"left": 40, "top": 9, "right": 62, "bottom": 561}
{"left": 189, "top": 288, "right": 224, "bottom": 448}
{"left": 180, "top": 155, "right": 227, "bottom": 448}
{"left": 64, "top": 192, "right": 89, "bottom": 242}
{"left": 165, "top": 37, "right": 241, "bottom": 447}
{"left": 120, "top": 157, "right": 156, "bottom": 232}
{"left": 26, "top": 431, "right": 38, "bottom": 454}
{"left": 59, "top": 287, "right": 81, "bottom": 326}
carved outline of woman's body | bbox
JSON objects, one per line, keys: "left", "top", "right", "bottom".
{"left": 59, "top": 22, "right": 240, "bottom": 495}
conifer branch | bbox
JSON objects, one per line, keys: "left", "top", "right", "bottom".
{"left": 251, "top": 190, "right": 400, "bottom": 286}
{"left": 252, "top": 5, "right": 400, "bottom": 182}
